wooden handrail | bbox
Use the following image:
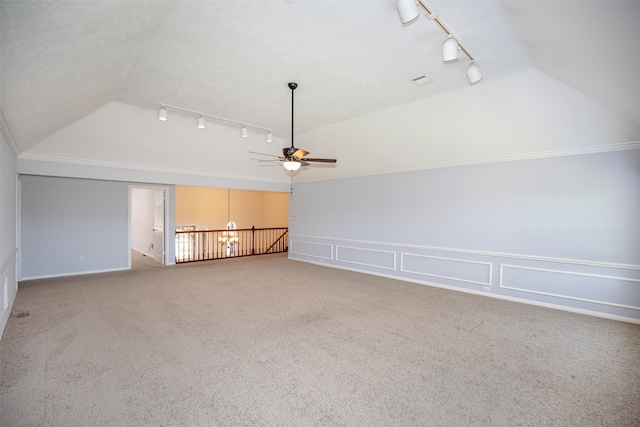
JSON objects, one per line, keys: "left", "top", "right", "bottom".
{"left": 175, "top": 226, "right": 288, "bottom": 263}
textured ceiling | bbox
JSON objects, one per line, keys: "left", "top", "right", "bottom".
{"left": 1, "top": 0, "right": 639, "bottom": 181}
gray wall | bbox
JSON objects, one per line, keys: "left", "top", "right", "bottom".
{"left": 20, "top": 175, "right": 130, "bottom": 279}
{"left": 288, "top": 150, "right": 640, "bottom": 321}
{"left": 0, "top": 132, "right": 18, "bottom": 338}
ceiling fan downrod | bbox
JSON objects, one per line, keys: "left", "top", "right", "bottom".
{"left": 289, "top": 82, "right": 297, "bottom": 150}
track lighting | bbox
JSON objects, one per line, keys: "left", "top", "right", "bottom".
{"left": 397, "top": 0, "right": 482, "bottom": 85}
{"left": 157, "top": 103, "right": 272, "bottom": 141}
{"left": 466, "top": 61, "right": 483, "bottom": 85}
{"left": 158, "top": 106, "right": 168, "bottom": 121}
{"left": 283, "top": 160, "right": 301, "bottom": 172}
{"left": 442, "top": 36, "right": 459, "bottom": 63}
{"left": 397, "top": 0, "right": 419, "bottom": 25}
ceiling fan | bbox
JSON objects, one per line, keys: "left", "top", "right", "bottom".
{"left": 250, "top": 82, "right": 337, "bottom": 172}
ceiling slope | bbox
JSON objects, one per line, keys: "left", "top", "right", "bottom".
{"left": 2, "top": 1, "right": 639, "bottom": 183}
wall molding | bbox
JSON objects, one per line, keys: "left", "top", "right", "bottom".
{"left": 1, "top": 249, "right": 18, "bottom": 276}
{"left": 290, "top": 240, "right": 333, "bottom": 261}
{"left": 17, "top": 153, "right": 286, "bottom": 184}
{"left": 21, "top": 266, "right": 130, "bottom": 282}
{"left": 0, "top": 108, "right": 20, "bottom": 157}
{"left": 401, "top": 252, "right": 492, "bottom": 287}
{"left": 0, "top": 249, "right": 18, "bottom": 342}
{"left": 499, "top": 264, "right": 640, "bottom": 311}
{"left": 290, "top": 234, "right": 640, "bottom": 271}
{"left": 298, "top": 141, "right": 640, "bottom": 183}
{"left": 17, "top": 141, "right": 640, "bottom": 186}
{"left": 288, "top": 234, "right": 640, "bottom": 321}
{"left": 290, "top": 256, "right": 640, "bottom": 325}
{"left": 336, "top": 245, "right": 396, "bottom": 271}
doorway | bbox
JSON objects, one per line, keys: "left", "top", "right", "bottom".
{"left": 130, "top": 186, "right": 171, "bottom": 266}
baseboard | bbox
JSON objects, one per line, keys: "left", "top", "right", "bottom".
{"left": 289, "top": 256, "right": 640, "bottom": 325}
{"left": 21, "top": 266, "right": 130, "bottom": 282}
{"left": 1, "top": 249, "right": 18, "bottom": 341}
{"left": 0, "top": 300, "right": 13, "bottom": 341}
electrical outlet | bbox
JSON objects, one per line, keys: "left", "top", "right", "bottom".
{"left": 79, "top": 256, "right": 85, "bottom": 262}
{"left": 483, "top": 286, "right": 490, "bottom": 292}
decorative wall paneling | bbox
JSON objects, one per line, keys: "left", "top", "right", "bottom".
{"left": 289, "top": 235, "right": 640, "bottom": 323}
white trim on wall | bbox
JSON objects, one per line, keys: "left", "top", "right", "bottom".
{"left": 401, "top": 253, "right": 492, "bottom": 287}
{"left": 297, "top": 141, "right": 640, "bottom": 183}
{"left": 335, "top": 245, "right": 397, "bottom": 271}
{"left": 292, "top": 256, "right": 640, "bottom": 326}
{"left": 21, "top": 266, "right": 130, "bottom": 282}
{"left": 292, "top": 234, "right": 640, "bottom": 271}
{"left": 499, "top": 264, "right": 640, "bottom": 311}
{"left": 0, "top": 108, "right": 20, "bottom": 157}
{"left": 18, "top": 153, "right": 286, "bottom": 184}
{"left": 290, "top": 240, "right": 333, "bottom": 261}
{"left": 288, "top": 234, "right": 640, "bottom": 323}
{"left": 17, "top": 142, "right": 640, "bottom": 185}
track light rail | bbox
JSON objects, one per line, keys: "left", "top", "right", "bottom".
{"left": 416, "top": 0, "right": 474, "bottom": 61}
{"left": 158, "top": 103, "right": 272, "bottom": 133}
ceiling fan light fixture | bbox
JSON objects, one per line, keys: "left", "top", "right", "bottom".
{"left": 442, "top": 37, "right": 459, "bottom": 63}
{"left": 466, "top": 61, "right": 483, "bottom": 85}
{"left": 241, "top": 125, "right": 248, "bottom": 138}
{"left": 283, "top": 160, "right": 301, "bottom": 172}
{"left": 397, "top": 0, "right": 419, "bottom": 25}
{"left": 158, "top": 106, "right": 168, "bottom": 121}
{"left": 266, "top": 131, "right": 273, "bottom": 143}
{"left": 197, "top": 114, "right": 205, "bottom": 129}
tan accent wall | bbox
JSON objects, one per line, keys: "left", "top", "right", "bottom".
{"left": 175, "top": 186, "right": 288, "bottom": 230}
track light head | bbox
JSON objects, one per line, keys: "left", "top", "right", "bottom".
{"left": 442, "top": 37, "right": 459, "bottom": 63}
{"left": 266, "top": 131, "right": 273, "bottom": 143}
{"left": 241, "top": 125, "right": 249, "bottom": 138}
{"left": 397, "top": 0, "right": 419, "bottom": 25}
{"left": 158, "top": 106, "right": 168, "bottom": 121}
{"left": 197, "top": 114, "right": 205, "bottom": 129}
{"left": 466, "top": 61, "right": 483, "bottom": 85}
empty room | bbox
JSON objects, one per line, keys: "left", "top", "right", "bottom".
{"left": 1, "top": 1, "right": 639, "bottom": 425}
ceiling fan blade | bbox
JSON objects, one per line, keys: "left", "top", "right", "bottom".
{"left": 257, "top": 159, "right": 283, "bottom": 162}
{"left": 292, "top": 149, "right": 309, "bottom": 159}
{"left": 300, "top": 160, "right": 310, "bottom": 167}
{"left": 249, "top": 151, "right": 281, "bottom": 158}
{"left": 300, "top": 157, "right": 337, "bottom": 163}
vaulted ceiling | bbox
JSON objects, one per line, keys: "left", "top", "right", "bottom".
{"left": 1, "top": 0, "right": 639, "bottom": 183}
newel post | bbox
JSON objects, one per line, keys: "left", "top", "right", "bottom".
{"left": 251, "top": 226, "right": 255, "bottom": 255}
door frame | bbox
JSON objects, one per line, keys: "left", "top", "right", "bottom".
{"left": 128, "top": 185, "right": 174, "bottom": 267}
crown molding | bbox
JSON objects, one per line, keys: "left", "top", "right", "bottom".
{"left": 0, "top": 108, "right": 20, "bottom": 157}
{"left": 300, "top": 141, "right": 640, "bottom": 183}
{"left": 17, "top": 153, "right": 288, "bottom": 184}
{"left": 16, "top": 141, "right": 640, "bottom": 184}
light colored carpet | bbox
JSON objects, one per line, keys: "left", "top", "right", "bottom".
{"left": 1, "top": 253, "right": 639, "bottom": 426}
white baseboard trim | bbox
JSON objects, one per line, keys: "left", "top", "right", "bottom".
{"left": 0, "top": 305, "right": 12, "bottom": 341}
{"left": 1, "top": 249, "right": 18, "bottom": 341}
{"left": 289, "top": 256, "right": 640, "bottom": 325}
{"left": 21, "top": 266, "right": 130, "bottom": 282}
